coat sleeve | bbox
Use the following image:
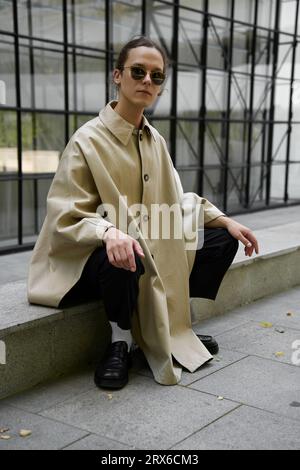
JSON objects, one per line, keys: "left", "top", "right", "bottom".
{"left": 47, "top": 137, "right": 114, "bottom": 247}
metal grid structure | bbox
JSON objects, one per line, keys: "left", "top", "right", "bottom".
{"left": 0, "top": 0, "right": 300, "bottom": 254}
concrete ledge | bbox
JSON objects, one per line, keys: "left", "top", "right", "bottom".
{"left": 0, "top": 283, "right": 111, "bottom": 399}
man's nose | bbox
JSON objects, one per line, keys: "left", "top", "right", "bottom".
{"left": 142, "top": 72, "right": 152, "bottom": 84}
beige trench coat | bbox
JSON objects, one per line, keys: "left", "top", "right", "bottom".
{"left": 27, "top": 101, "right": 225, "bottom": 385}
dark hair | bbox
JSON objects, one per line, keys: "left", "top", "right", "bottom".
{"left": 115, "top": 35, "right": 169, "bottom": 73}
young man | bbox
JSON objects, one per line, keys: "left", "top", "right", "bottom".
{"left": 28, "top": 36, "right": 259, "bottom": 390}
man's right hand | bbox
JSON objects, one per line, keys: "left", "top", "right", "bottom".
{"left": 103, "top": 227, "right": 145, "bottom": 272}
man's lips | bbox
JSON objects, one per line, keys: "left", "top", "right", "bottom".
{"left": 137, "top": 90, "right": 152, "bottom": 96}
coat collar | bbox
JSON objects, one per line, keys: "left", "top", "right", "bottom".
{"left": 99, "top": 100, "right": 156, "bottom": 146}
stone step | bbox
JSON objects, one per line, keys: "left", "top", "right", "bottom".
{"left": 1, "top": 218, "right": 300, "bottom": 400}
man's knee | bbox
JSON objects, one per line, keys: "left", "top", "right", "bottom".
{"left": 222, "top": 229, "right": 239, "bottom": 257}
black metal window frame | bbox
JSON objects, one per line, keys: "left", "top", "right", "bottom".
{"left": 0, "top": 0, "right": 300, "bottom": 255}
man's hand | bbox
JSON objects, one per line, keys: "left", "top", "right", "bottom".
{"left": 205, "top": 216, "right": 259, "bottom": 257}
{"left": 225, "top": 219, "right": 259, "bottom": 257}
{"left": 103, "top": 227, "right": 145, "bottom": 271}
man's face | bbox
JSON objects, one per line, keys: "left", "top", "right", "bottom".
{"left": 113, "top": 46, "right": 165, "bottom": 109}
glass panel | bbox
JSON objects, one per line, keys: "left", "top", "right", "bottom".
{"left": 294, "top": 46, "right": 300, "bottom": 80}
{"left": 176, "top": 169, "right": 198, "bottom": 193}
{"left": 288, "top": 163, "right": 300, "bottom": 198}
{"left": 274, "top": 79, "right": 291, "bottom": 122}
{"left": 272, "top": 124, "right": 289, "bottom": 162}
{"left": 149, "top": 1, "right": 173, "bottom": 55}
{"left": 202, "top": 167, "right": 224, "bottom": 208}
{"left": 0, "top": 110, "right": 17, "bottom": 174}
{"left": 0, "top": 180, "right": 18, "bottom": 246}
{"left": 277, "top": 34, "right": 293, "bottom": 79}
{"left": 269, "top": 164, "right": 285, "bottom": 201}
{"left": 206, "top": 70, "right": 228, "bottom": 118}
{"left": 280, "top": 0, "right": 297, "bottom": 34}
{"left": 177, "top": 68, "right": 201, "bottom": 118}
{"left": 34, "top": 44, "right": 64, "bottom": 110}
{"left": 205, "top": 121, "right": 225, "bottom": 166}
{"left": 68, "top": 50, "right": 106, "bottom": 112}
{"left": 231, "top": 74, "right": 250, "bottom": 119}
{"left": 232, "top": 24, "right": 252, "bottom": 73}
{"left": 67, "top": 0, "right": 105, "bottom": 49}
{"left": 22, "top": 113, "right": 65, "bottom": 174}
{"left": 0, "top": 34, "right": 16, "bottom": 107}
{"left": 251, "top": 121, "right": 267, "bottom": 163}
{"left": 23, "top": 177, "right": 52, "bottom": 238}
{"left": 249, "top": 164, "right": 266, "bottom": 206}
{"left": 18, "top": 0, "right": 29, "bottom": 36}
{"left": 150, "top": 119, "right": 170, "bottom": 149}
{"left": 229, "top": 122, "right": 248, "bottom": 165}
{"left": 178, "top": 8, "right": 203, "bottom": 66}
{"left": 226, "top": 166, "right": 246, "bottom": 212}
{"left": 31, "top": 0, "right": 63, "bottom": 42}
{"left": 257, "top": 0, "right": 276, "bottom": 29}
{"left": 207, "top": 16, "right": 230, "bottom": 70}
{"left": 289, "top": 124, "right": 300, "bottom": 161}
{"left": 176, "top": 121, "right": 199, "bottom": 167}
{"left": 234, "top": 0, "right": 254, "bottom": 24}
{"left": 292, "top": 80, "right": 300, "bottom": 119}
{"left": 19, "top": 39, "right": 32, "bottom": 108}
{"left": 209, "top": 0, "right": 231, "bottom": 18}
{"left": 112, "top": 0, "right": 142, "bottom": 53}
{"left": 69, "top": 113, "right": 97, "bottom": 135}
{"left": 0, "top": 0, "right": 13, "bottom": 32}
{"left": 180, "top": 0, "right": 203, "bottom": 9}
{"left": 255, "top": 29, "right": 273, "bottom": 77}
{"left": 253, "top": 75, "right": 272, "bottom": 119}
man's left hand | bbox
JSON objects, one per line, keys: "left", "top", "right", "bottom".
{"left": 226, "top": 219, "right": 259, "bottom": 257}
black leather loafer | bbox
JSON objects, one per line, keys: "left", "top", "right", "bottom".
{"left": 196, "top": 334, "right": 219, "bottom": 355}
{"left": 94, "top": 341, "right": 131, "bottom": 390}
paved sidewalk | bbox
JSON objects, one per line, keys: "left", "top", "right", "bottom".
{"left": 0, "top": 286, "right": 299, "bottom": 450}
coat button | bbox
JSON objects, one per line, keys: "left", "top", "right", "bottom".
{"left": 143, "top": 215, "right": 149, "bottom": 222}
{"left": 144, "top": 174, "right": 149, "bottom": 182}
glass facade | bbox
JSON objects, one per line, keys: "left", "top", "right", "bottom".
{"left": 0, "top": 0, "right": 300, "bottom": 253}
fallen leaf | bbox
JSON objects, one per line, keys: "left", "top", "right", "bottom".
{"left": 0, "top": 428, "right": 9, "bottom": 433}
{"left": 19, "top": 429, "right": 32, "bottom": 437}
{"left": 274, "top": 351, "right": 285, "bottom": 357}
{"left": 286, "top": 312, "right": 293, "bottom": 316}
{"left": 259, "top": 322, "right": 273, "bottom": 328}
{"left": 275, "top": 328, "right": 285, "bottom": 333}
{"left": 107, "top": 394, "right": 113, "bottom": 400}
{"left": 217, "top": 396, "right": 224, "bottom": 400}
{"left": 0, "top": 435, "right": 11, "bottom": 440}
{"left": 290, "top": 401, "right": 300, "bottom": 407}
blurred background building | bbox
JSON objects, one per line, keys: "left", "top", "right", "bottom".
{"left": 0, "top": 0, "right": 299, "bottom": 253}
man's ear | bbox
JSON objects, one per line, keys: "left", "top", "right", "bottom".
{"left": 113, "top": 68, "right": 122, "bottom": 86}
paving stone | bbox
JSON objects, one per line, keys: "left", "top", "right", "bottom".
{"left": 64, "top": 433, "right": 134, "bottom": 450}
{"left": 172, "top": 405, "right": 300, "bottom": 450}
{"left": 189, "top": 356, "right": 300, "bottom": 421}
{"left": 0, "top": 404, "right": 88, "bottom": 450}
{"left": 3, "top": 368, "right": 95, "bottom": 413}
{"left": 40, "top": 374, "right": 238, "bottom": 450}
{"left": 215, "top": 320, "right": 300, "bottom": 364}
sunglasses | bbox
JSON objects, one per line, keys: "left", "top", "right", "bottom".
{"left": 122, "top": 65, "right": 166, "bottom": 86}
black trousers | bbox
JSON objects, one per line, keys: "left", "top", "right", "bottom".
{"left": 59, "top": 228, "right": 239, "bottom": 330}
